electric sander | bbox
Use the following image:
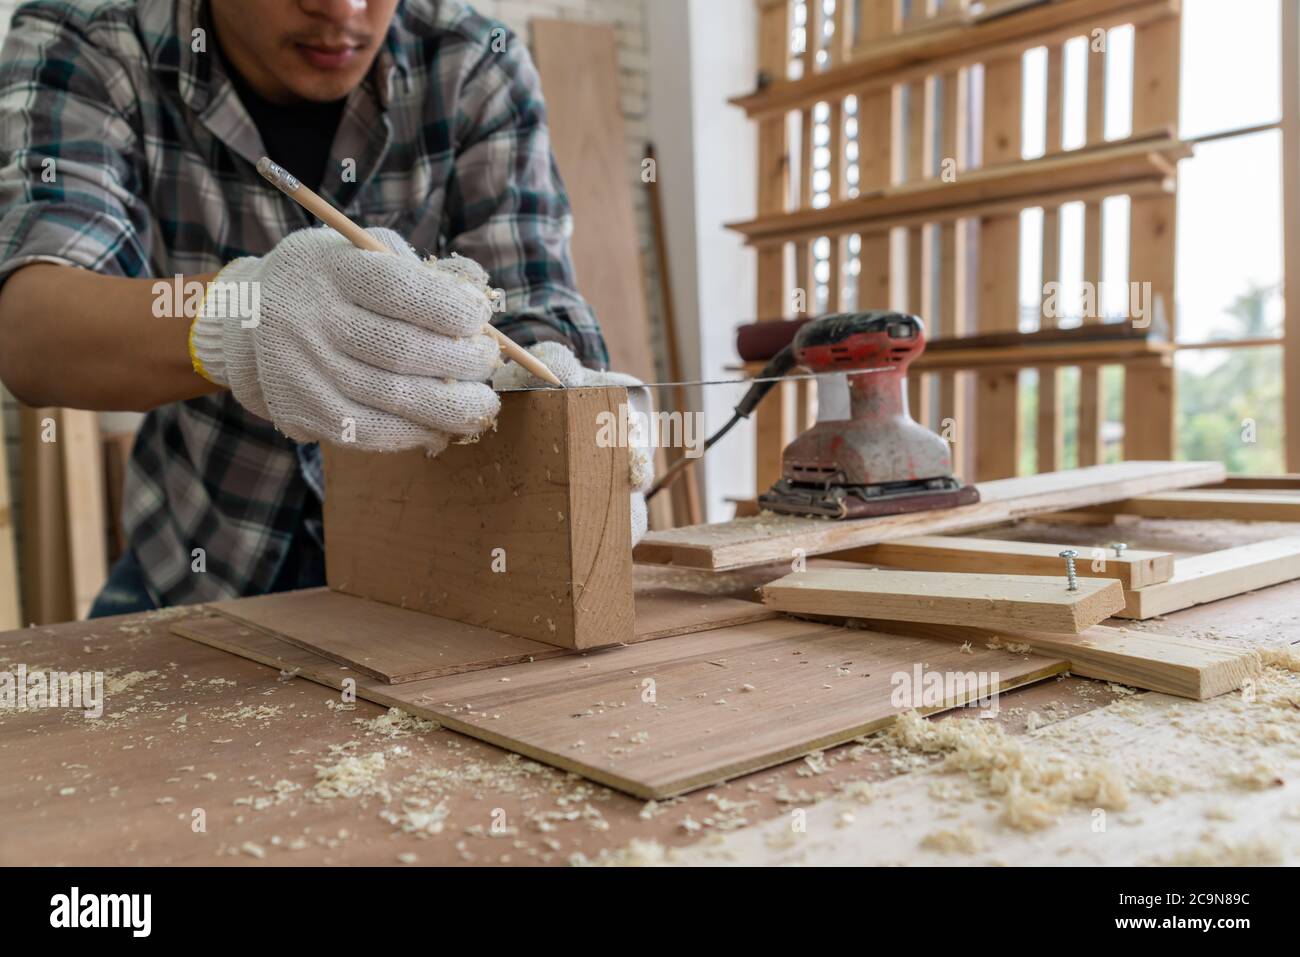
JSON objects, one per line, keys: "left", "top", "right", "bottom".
{"left": 648, "top": 310, "right": 979, "bottom": 520}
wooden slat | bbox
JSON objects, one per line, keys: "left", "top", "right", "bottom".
{"left": 173, "top": 614, "right": 1065, "bottom": 799}
{"left": 735, "top": 0, "right": 1178, "bottom": 118}
{"left": 730, "top": 133, "right": 1187, "bottom": 242}
{"left": 634, "top": 460, "right": 1226, "bottom": 570}
{"left": 845, "top": 618, "right": 1260, "bottom": 700}
{"left": 1037, "top": 42, "right": 1063, "bottom": 471}
{"left": 0, "top": 407, "right": 19, "bottom": 630}
{"left": 1071, "top": 490, "right": 1300, "bottom": 522}
{"left": 834, "top": 534, "right": 1173, "bottom": 588}
{"left": 1116, "top": 537, "right": 1300, "bottom": 620}
{"left": 324, "top": 388, "right": 633, "bottom": 650}
{"left": 19, "top": 407, "right": 71, "bottom": 625}
{"left": 763, "top": 568, "right": 1125, "bottom": 633}
{"left": 1123, "top": 14, "right": 1180, "bottom": 458}
{"left": 58, "top": 409, "right": 108, "bottom": 621}
{"left": 754, "top": 1, "right": 795, "bottom": 498}
{"left": 936, "top": 67, "right": 969, "bottom": 475}
{"left": 1285, "top": 0, "right": 1300, "bottom": 471}
{"left": 974, "top": 54, "right": 1023, "bottom": 481}
{"left": 1077, "top": 41, "right": 1107, "bottom": 467}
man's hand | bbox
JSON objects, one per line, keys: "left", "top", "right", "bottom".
{"left": 493, "top": 341, "right": 656, "bottom": 546}
{"left": 190, "top": 226, "right": 501, "bottom": 453}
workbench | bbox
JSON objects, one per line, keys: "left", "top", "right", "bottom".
{"left": 3, "top": 516, "right": 1298, "bottom": 867}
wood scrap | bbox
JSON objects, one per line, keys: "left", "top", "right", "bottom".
{"left": 834, "top": 534, "right": 1173, "bottom": 589}
{"left": 762, "top": 568, "right": 1125, "bottom": 634}
{"left": 635, "top": 461, "right": 1226, "bottom": 571}
{"left": 0, "top": 406, "right": 19, "bottom": 629}
{"left": 1116, "top": 536, "right": 1300, "bottom": 620}
{"left": 830, "top": 618, "right": 1261, "bottom": 700}
{"left": 173, "top": 615, "right": 1067, "bottom": 799}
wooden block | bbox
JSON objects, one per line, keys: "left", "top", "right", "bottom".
{"left": 835, "top": 534, "right": 1173, "bottom": 589}
{"left": 1117, "top": 537, "right": 1300, "bottom": 620}
{"left": 1075, "top": 490, "right": 1300, "bottom": 523}
{"left": 324, "top": 388, "right": 633, "bottom": 650}
{"left": 173, "top": 615, "right": 1067, "bottom": 798}
{"left": 635, "top": 460, "right": 1226, "bottom": 571}
{"left": 762, "top": 568, "right": 1125, "bottom": 634}
{"left": 841, "top": 618, "right": 1260, "bottom": 700}
{"left": 211, "top": 584, "right": 778, "bottom": 684}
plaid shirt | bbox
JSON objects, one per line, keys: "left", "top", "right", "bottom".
{"left": 0, "top": 0, "right": 606, "bottom": 606}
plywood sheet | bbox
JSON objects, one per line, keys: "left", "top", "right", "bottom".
{"left": 763, "top": 568, "right": 1125, "bottom": 634}
{"left": 211, "top": 585, "right": 777, "bottom": 684}
{"left": 173, "top": 616, "right": 1067, "bottom": 799}
{"left": 635, "top": 461, "right": 1226, "bottom": 571}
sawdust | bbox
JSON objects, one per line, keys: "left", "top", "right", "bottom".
{"left": 354, "top": 707, "right": 439, "bottom": 739}
{"left": 921, "top": 823, "right": 985, "bottom": 854}
{"left": 872, "top": 710, "right": 1129, "bottom": 831}
{"left": 308, "top": 747, "right": 390, "bottom": 802}
{"left": 1155, "top": 835, "right": 1283, "bottom": 867}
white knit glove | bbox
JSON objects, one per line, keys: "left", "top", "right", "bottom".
{"left": 493, "top": 341, "right": 655, "bottom": 546}
{"left": 190, "top": 226, "right": 500, "bottom": 454}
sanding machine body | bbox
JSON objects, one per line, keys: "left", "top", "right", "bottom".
{"left": 758, "top": 312, "right": 979, "bottom": 519}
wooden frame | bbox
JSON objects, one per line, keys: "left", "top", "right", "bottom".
{"left": 738, "top": 0, "right": 1192, "bottom": 495}
{"left": 324, "top": 388, "right": 634, "bottom": 650}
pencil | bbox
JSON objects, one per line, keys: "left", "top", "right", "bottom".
{"left": 255, "top": 156, "right": 564, "bottom": 388}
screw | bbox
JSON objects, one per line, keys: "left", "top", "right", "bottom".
{"left": 1111, "top": 542, "right": 1128, "bottom": 559}
{"left": 1059, "top": 549, "right": 1079, "bottom": 591}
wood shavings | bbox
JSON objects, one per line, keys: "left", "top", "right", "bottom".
{"left": 1155, "top": 836, "right": 1282, "bottom": 867}
{"left": 920, "top": 823, "right": 985, "bottom": 854}
{"left": 354, "top": 707, "right": 439, "bottom": 739}
{"left": 308, "top": 750, "right": 390, "bottom": 802}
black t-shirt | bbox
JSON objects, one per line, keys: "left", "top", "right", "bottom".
{"left": 226, "top": 65, "right": 347, "bottom": 194}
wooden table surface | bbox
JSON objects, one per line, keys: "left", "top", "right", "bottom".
{"left": 4, "top": 518, "right": 1300, "bottom": 867}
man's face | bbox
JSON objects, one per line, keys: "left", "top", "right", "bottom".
{"left": 210, "top": 0, "right": 401, "bottom": 104}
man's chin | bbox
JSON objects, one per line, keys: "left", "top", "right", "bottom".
{"left": 282, "top": 71, "right": 364, "bottom": 104}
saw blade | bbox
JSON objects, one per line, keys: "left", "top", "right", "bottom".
{"left": 495, "top": 368, "right": 893, "bottom": 393}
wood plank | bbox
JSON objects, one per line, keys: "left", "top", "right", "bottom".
{"left": 172, "top": 614, "right": 1066, "bottom": 799}
{"left": 324, "top": 388, "right": 633, "bottom": 650}
{"left": 211, "top": 582, "right": 777, "bottom": 686}
{"left": 0, "top": 406, "right": 18, "bottom": 630}
{"left": 58, "top": 409, "right": 108, "bottom": 620}
{"left": 634, "top": 460, "right": 1226, "bottom": 570}
{"left": 1285, "top": 0, "right": 1300, "bottom": 472}
{"left": 838, "top": 618, "right": 1261, "bottom": 700}
{"left": 834, "top": 534, "right": 1172, "bottom": 588}
{"left": 762, "top": 568, "right": 1124, "bottom": 633}
{"left": 212, "top": 589, "right": 568, "bottom": 684}
{"left": 729, "top": 134, "right": 1187, "bottom": 243}
{"left": 734, "top": 0, "right": 1178, "bottom": 118}
{"left": 1116, "top": 537, "right": 1300, "bottom": 620}
{"left": 1074, "top": 490, "right": 1300, "bottom": 522}
{"left": 531, "top": 20, "right": 654, "bottom": 385}
{"left": 18, "top": 407, "right": 71, "bottom": 625}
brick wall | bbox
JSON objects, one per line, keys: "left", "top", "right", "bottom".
{"left": 0, "top": 0, "right": 658, "bottom": 575}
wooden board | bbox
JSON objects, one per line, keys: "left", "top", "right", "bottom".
{"left": 211, "top": 585, "right": 778, "bottom": 684}
{"left": 835, "top": 618, "right": 1260, "bottom": 700}
{"left": 762, "top": 568, "right": 1124, "bottom": 634}
{"left": 635, "top": 461, "right": 1226, "bottom": 571}
{"left": 1117, "top": 537, "right": 1300, "bottom": 620}
{"left": 324, "top": 388, "right": 633, "bottom": 651}
{"left": 211, "top": 589, "right": 568, "bottom": 684}
{"left": 0, "top": 406, "right": 19, "bottom": 630}
{"left": 1071, "top": 490, "right": 1300, "bottom": 523}
{"left": 173, "top": 614, "right": 1067, "bottom": 799}
{"left": 834, "top": 534, "right": 1173, "bottom": 589}
{"left": 530, "top": 20, "right": 654, "bottom": 385}
{"left": 59, "top": 408, "right": 108, "bottom": 620}
{"left": 19, "top": 406, "right": 71, "bottom": 625}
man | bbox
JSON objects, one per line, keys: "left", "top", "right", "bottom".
{"left": 0, "top": 0, "right": 643, "bottom": 617}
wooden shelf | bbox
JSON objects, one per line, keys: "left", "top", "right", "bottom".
{"left": 727, "top": 133, "right": 1190, "bottom": 245}
{"left": 733, "top": 0, "right": 1178, "bottom": 118}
